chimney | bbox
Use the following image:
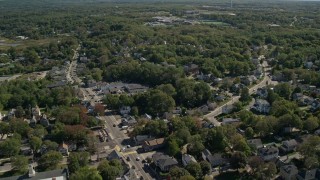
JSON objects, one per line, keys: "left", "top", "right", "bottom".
{"left": 28, "top": 164, "right": 36, "bottom": 177}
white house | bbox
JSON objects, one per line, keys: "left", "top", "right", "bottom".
{"left": 258, "top": 146, "right": 279, "bottom": 161}
{"left": 32, "top": 105, "right": 41, "bottom": 117}
{"left": 182, "top": 154, "right": 197, "bottom": 167}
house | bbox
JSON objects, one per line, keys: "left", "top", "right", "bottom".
{"left": 102, "top": 82, "right": 126, "bottom": 94}
{"left": 32, "top": 105, "right": 41, "bottom": 117}
{"left": 252, "top": 99, "right": 270, "bottom": 114}
{"left": 222, "top": 105, "right": 234, "bottom": 114}
{"left": 197, "top": 105, "right": 210, "bottom": 114}
{"left": 215, "top": 94, "right": 226, "bottom": 102}
{"left": 152, "top": 153, "right": 178, "bottom": 172}
{"left": 182, "top": 154, "right": 197, "bottom": 167}
{"left": 253, "top": 67, "right": 263, "bottom": 79}
{"left": 121, "top": 116, "right": 137, "bottom": 126}
{"left": 8, "top": 108, "right": 16, "bottom": 118}
{"left": 0, "top": 165, "right": 69, "bottom": 180}
{"left": 202, "top": 121, "right": 214, "bottom": 129}
{"left": 124, "top": 84, "right": 149, "bottom": 94}
{"left": 314, "top": 129, "right": 320, "bottom": 135}
{"left": 120, "top": 106, "right": 131, "bottom": 116}
{"left": 143, "top": 138, "right": 165, "bottom": 152}
{"left": 197, "top": 73, "right": 214, "bottom": 82}
{"left": 280, "top": 139, "right": 298, "bottom": 153}
{"left": 108, "top": 150, "right": 122, "bottom": 161}
{"left": 46, "top": 81, "right": 67, "bottom": 89}
{"left": 39, "top": 114, "right": 50, "bottom": 127}
{"left": 30, "top": 116, "right": 38, "bottom": 126}
{"left": 58, "top": 142, "right": 69, "bottom": 156}
{"left": 256, "top": 88, "right": 268, "bottom": 99}
{"left": 221, "top": 118, "right": 240, "bottom": 125}
{"left": 202, "top": 149, "right": 228, "bottom": 167}
{"left": 258, "top": 146, "right": 279, "bottom": 161}
{"left": 296, "top": 168, "right": 320, "bottom": 180}
{"left": 134, "top": 135, "right": 154, "bottom": 145}
{"left": 280, "top": 164, "right": 298, "bottom": 180}
{"left": 293, "top": 93, "right": 315, "bottom": 106}
{"left": 247, "top": 139, "right": 263, "bottom": 151}
{"left": 292, "top": 93, "right": 304, "bottom": 101}
{"left": 230, "top": 83, "right": 244, "bottom": 94}
{"left": 283, "top": 127, "right": 301, "bottom": 134}
{"left": 304, "top": 61, "right": 314, "bottom": 69}
{"left": 172, "top": 107, "right": 182, "bottom": 115}
{"left": 121, "top": 169, "right": 140, "bottom": 180}
{"left": 79, "top": 56, "right": 89, "bottom": 63}
{"left": 311, "top": 100, "right": 320, "bottom": 112}
{"left": 241, "top": 76, "right": 257, "bottom": 86}
{"left": 184, "top": 64, "right": 199, "bottom": 75}
{"left": 86, "top": 79, "right": 97, "bottom": 88}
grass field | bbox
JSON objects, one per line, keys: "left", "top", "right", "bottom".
{"left": 0, "top": 37, "right": 56, "bottom": 50}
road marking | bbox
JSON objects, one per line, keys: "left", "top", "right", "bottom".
{"left": 122, "top": 151, "right": 137, "bottom": 156}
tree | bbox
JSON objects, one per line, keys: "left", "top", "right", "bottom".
{"left": 0, "top": 122, "right": 10, "bottom": 135}
{"left": 98, "top": 160, "right": 123, "bottom": 180}
{"left": 43, "top": 140, "right": 58, "bottom": 151}
{"left": 68, "top": 152, "right": 90, "bottom": 173}
{"left": 103, "top": 94, "right": 120, "bottom": 109}
{"left": 146, "top": 90, "right": 175, "bottom": 116}
{"left": 157, "top": 84, "right": 177, "bottom": 97}
{"left": 179, "top": 175, "right": 195, "bottom": 180}
{"left": 274, "top": 83, "right": 292, "bottom": 100}
{"left": 245, "top": 127, "right": 254, "bottom": 138}
{"left": 15, "top": 106, "right": 25, "bottom": 118}
{"left": 187, "top": 141, "right": 205, "bottom": 157}
{"left": 239, "top": 87, "right": 251, "bottom": 103}
{"left": 169, "top": 166, "right": 190, "bottom": 180}
{"left": 304, "top": 155, "right": 319, "bottom": 169}
{"left": 94, "top": 103, "right": 105, "bottom": 116}
{"left": 185, "top": 162, "right": 202, "bottom": 180}
{"left": 205, "top": 128, "right": 227, "bottom": 151}
{"left": 0, "top": 138, "right": 21, "bottom": 157}
{"left": 303, "top": 116, "right": 319, "bottom": 131}
{"left": 299, "top": 135, "right": 320, "bottom": 156}
{"left": 230, "top": 152, "right": 247, "bottom": 169}
{"left": 38, "top": 151, "right": 63, "bottom": 170}
{"left": 11, "top": 155, "right": 28, "bottom": 174}
{"left": 200, "top": 161, "right": 211, "bottom": 175}
{"left": 167, "top": 139, "right": 180, "bottom": 157}
{"left": 29, "top": 136, "right": 42, "bottom": 153}
{"left": 130, "top": 106, "right": 139, "bottom": 116}
{"left": 70, "top": 167, "right": 102, "bottom": 180}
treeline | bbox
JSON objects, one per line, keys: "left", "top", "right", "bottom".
{"left": 0, "top": 80, "right": 77, "bottom": 110}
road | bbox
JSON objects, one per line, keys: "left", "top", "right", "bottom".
{"left": 66, "top": 45, "right": 80, "bottom": 84}
{"left": 99, "top": 114, "right": 154, "bottom": 179}
{"left": 0, "top": 74, "right": 21, "bottom": 82}
{"left": 69, "top": 51, "right": 154, "bottom": 180}
{"left": 203, "top": 61, "right": 277, "bottom": 126}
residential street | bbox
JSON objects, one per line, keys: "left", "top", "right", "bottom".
{"left": 203, "top": 60, "right": 277, "bottom": 126}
